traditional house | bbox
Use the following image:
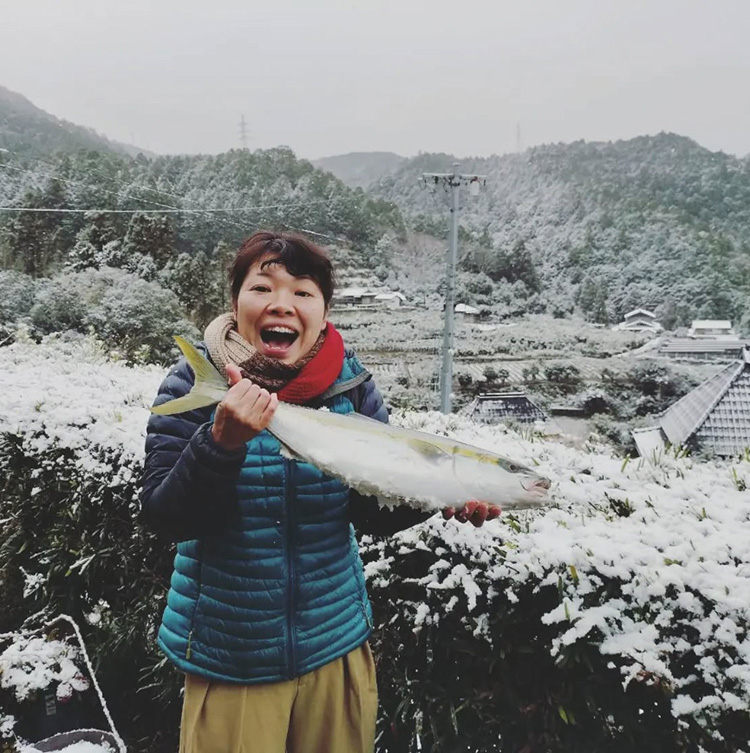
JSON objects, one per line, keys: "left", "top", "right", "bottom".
{"left": 332, "top": 287, "right": 379, "bottom": 307}
{"left": 466, "top": 391, "right": 548, "bottom": 424}
{"left": 374, "top": 292, "right": 407, "bottom": 309}
{"left": 688, "top": 320, "right": 735, "bottom": 339}
{"left": 633, "top": 349, "right": 750, "bottom": 457}
{"left": 455, "top": 303, "right": 481, "bottom": 323}
{"left": 658, "top": 338, "right": 746, "bottom": 362}
{"left": 613, "top": 308, "right": 662, "bottom": 334}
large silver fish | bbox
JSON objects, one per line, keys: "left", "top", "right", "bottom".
{"left": 150, "top": 337, "right": 551, "bottom": 512}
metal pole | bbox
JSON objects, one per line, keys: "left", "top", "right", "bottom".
{"left": 440, "top": 163, "right": 460, "bottom": 414}
{"left": 421, "top": 165, "right": 485, "bottom": 414}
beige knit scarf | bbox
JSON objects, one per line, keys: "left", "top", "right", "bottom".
{"left": 204, "top": 312, "right": 324, "bottom": 393}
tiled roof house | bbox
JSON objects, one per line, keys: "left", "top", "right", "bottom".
{"left": 633, "top": 350, "right": 750, "bottom": 457}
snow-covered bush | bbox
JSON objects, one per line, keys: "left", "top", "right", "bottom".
{"left": 0, "top": 272, "right": 38, "bottom": 326}
{"left": 0, "top": 338, "right": 181, "bottom": 752}
{"left": 367, "top": 414, "right": 750, "bottom": 752}
{"left": 1, "top": 339, "right": 749, "bottom": 753}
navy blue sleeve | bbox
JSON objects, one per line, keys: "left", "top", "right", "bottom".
{"left": 356, "top": 377, "right": 389, "bottom": 424}
{"left": 348, "top": 375, "right": 433, "bottom": 535}
{"left": 139, "top": 359, "right": 246, "bottom": 542}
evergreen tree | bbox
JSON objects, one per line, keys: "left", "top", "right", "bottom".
{"left": 5, "top": 179, "right": 69, "bottom": 277}
{"left": 121, "top": 213, "right": 176, "bottom": 268}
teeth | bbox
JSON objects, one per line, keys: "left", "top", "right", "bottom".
{"left": 265, "top": 326, "right": 297, "bottom": 334}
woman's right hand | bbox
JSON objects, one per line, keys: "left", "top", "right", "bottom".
{"left": 211, "top": 364, "right": 279, "bottom": 451}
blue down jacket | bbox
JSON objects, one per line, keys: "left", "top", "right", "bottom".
{"left": 140, "top": 346, "right": 389, "bottom": 684}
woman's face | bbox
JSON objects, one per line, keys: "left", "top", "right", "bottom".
{"left": 234, "top": 256, "right": 328, "bottom": 364}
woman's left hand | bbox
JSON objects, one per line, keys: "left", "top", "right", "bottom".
{"left": 442, "top": 500, "right": 501, "bottom": 527}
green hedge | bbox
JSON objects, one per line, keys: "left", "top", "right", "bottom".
{"left": 1, "top": 426, "right": 749, "bottom": 753}
{"left": 363, "top": 525, "right": 749, "bottom": 753}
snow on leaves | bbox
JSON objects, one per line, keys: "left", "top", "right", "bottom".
{"left": 1, "top": 336, "right": 749, "bottom": 739}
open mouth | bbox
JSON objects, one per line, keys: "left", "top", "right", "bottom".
{"left": 522, "top": 478, "right": 551, "bottom": 494}
{"left": 259, "top": 326, "right": 299, "bottom": 356}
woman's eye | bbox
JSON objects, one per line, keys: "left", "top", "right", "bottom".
{"left": 251, "top": 285, "right": 270, "bottom": 292}
{"left": 295, "top": 290, "right": 312, "bottom": 297}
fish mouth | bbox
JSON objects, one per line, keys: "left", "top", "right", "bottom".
{"left": 522, "top": 477, "right": 551, "bottom": 494}
{"left": 259, "top": 326, "right": 299, "bottom": 357}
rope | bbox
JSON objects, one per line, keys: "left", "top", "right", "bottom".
{"left": 0, "top": 614, "right": 126, "bottom": 752}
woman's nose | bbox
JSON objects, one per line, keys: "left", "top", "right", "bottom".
{"left": 268, "top": 293, "right": 294, "bottom": 314}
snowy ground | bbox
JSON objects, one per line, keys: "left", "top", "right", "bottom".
{"left": 1, "top": 335, "right": 749, "bottom": 749}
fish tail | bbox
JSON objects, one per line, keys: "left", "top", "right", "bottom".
{"left": 150, "top": 336, "right": 228, "bottom": 415}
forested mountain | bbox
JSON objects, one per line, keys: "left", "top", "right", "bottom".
{"left": 371, "top": 134, "right": 750, "bottom": 330}
{"left": 314, "top": 151, "right": 406, "bottom": 189}
{"left": 0, "top": 136, "right": 407, "bottom": 359}
{"left": 0, "top": 84, "right": 147, "bottom": 158}
{"left": 2, "top": 84, "right": 750, "bottom": 349}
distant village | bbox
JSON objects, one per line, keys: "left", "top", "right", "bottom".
{"left": 333, "top": 277, "right": 750, "bottom": 462}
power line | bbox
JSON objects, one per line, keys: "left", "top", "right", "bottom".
{"left": 0, "top": 149, "right": 356, "bottom": 244}
{"left": 0, "top": 200, "right": 331, "bottom": 215}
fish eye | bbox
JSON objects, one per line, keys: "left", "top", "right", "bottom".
{"left": 509, "top": 463, "right": 518, "bottom": 472}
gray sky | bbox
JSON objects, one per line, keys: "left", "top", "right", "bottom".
{"left": 2, "top": 0, "right": 749, "bottom": 159}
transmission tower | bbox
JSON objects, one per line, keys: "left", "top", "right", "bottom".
{"left": 239, "top": 116, "right": 249, "bottom": 150}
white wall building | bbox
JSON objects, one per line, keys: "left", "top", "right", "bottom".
{"left": 455, "top": 303, "right": 481, "bottom": 322}
{"left": 613, "top": 308, "right": 662, "bottom": 334}
{"left": 688, "top": 320, "right": 735, "bottom": 340}
{"left": 374, "top": 292, "right": 407, "bottom": 309}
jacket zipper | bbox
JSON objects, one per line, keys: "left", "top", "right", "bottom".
{"left": 285, "top": 458, "right": 297, "bottom": 678}
{"left": 185, "top": 541, "right": 203, "bottom": 660}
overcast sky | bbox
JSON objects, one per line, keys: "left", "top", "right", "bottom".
{"left": 2, "top": 0, "right": 749, "bottom": 159}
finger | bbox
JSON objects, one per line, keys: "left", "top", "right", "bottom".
{"left": 247, "top": 388, "right": 273, "bottom": 422}
{"left": 259, "top": 393, "right": 279, "bottom": 425}
{"left": 487, "top": 505, "right": 502, "bottom": 520}
{"left": 225, "top": 363, "right": 244, "bottom": 386}
{"left": 470, "top": 502, "right": 489, "bottom": 527}
{"left": 223, "top": 377, "right": 254, "bottom": 407}
{"left": 463, "top": 500, "right": 479, "bottom": 517}
{"left": 442, "top": 507, "right": 455, "bottom": 520}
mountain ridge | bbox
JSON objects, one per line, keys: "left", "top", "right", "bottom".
{"left": 0, "top": 84, "right": 150, "bottom": 159}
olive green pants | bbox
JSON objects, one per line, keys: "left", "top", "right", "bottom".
{"left": 179, "top": 643, "right": 378, "bottom": 753}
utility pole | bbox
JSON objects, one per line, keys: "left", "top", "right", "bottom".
{"left": 421, "top": 163, "right": 486, "bottom": 414}
{"left": 239, "top": 116, "right": 249, "bottom": 150}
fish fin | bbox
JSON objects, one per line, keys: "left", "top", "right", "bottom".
{"left": 151, "top": 393, "right": 221, "bottom": 415}
{"left": 407, "top": 438, "right": 452, "bottom": 463}
{"left": 174, "top": 335, "right": 227, "bottom": 392}
{"left": 150, "top": 336, "right": 228, "bottom": 415}
{"left": 278, "top": 441, "right": 304, "bottom": 462}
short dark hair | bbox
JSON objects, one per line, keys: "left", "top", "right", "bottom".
{"left": 229, "top": 231, "right": 336, "bottom": 307}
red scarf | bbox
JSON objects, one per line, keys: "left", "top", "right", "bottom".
{"left": 276, "top": 323, "right": 345, "bottom": 404}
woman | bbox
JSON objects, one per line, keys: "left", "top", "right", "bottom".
{"left": 140, "top": 231, "right": 499, "bottom": 753}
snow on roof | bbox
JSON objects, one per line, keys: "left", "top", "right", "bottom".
{"left": 468, "top": 392, "right": 547, "bottom": 424}
{"left": 623, "top": 308, "right": 656, "bottom": 319}
{"left": 374, "top": 292, "right": 406, "bottom": 301}
{"left": 455, "top": 303, "right": 480, "bottom": 314}
{"left": 690, "top": 320, "right": 733, "bottom": 329}
{"left": 659, "top": 355, "right": 750, "bottom": 455}
{"left": 660, "top": 339, "right": 746, "bottom": 354}
{"left": 336, "top": 287, "right": 373, "bottom": 297}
